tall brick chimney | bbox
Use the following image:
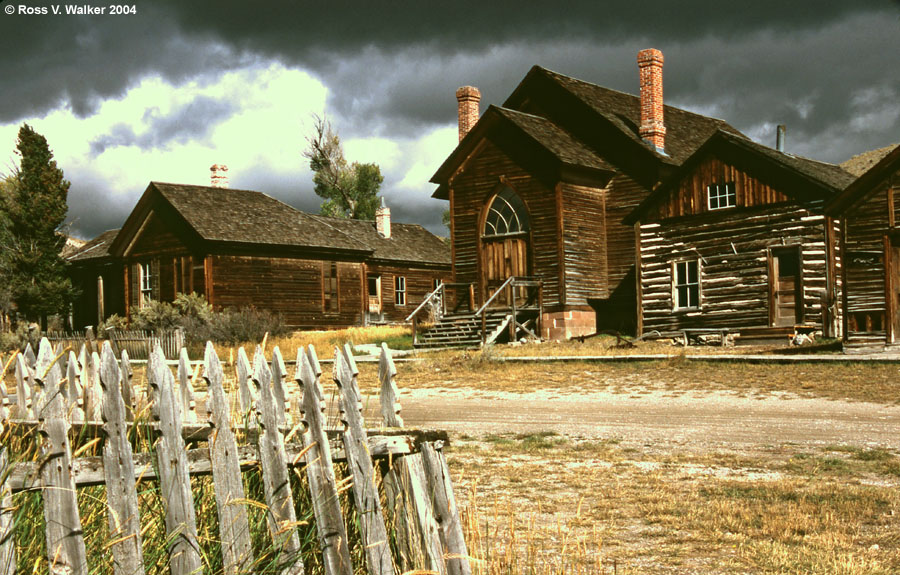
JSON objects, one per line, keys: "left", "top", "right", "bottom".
{"left": 210, "top": 164, "right": 229, "bottom": 188}
{"left": 637, "top": 49, "right": 666, "bottom": 153}
{"left": 456, "top": 86, "right": 481, "bottom": 142}
{"left": 375, "top": 197, "right": 391, "bottom": 239}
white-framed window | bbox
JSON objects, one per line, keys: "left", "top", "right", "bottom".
{"left": 139, "top": 262, "right": 153, "bottom": 303}
{"left": 394, "top": 276, "right": 406, "bottom": 306}
{"left": 673, "top": 260, "right": 700, "bottom": 309}
{"left": 707, "top": 182, "right": 736, "bottom": 210}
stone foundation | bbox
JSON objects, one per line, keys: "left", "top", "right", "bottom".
{"left": 541, "top": 309, "right": 596, "bottom": 341}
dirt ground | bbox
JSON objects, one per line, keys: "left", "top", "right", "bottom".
{"left": 385, "top": 376, "right": 900, "bottom": 574}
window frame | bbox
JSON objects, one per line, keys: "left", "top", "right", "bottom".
{"left": 482, "top": 186, "right": 530, "bottom": 239}
{"left": 707, "top": 182, "right": 736, "bottom": 210}
{"left": 323, "top": 261, "right": 339, "bottom": 314}
{"left": 139, "top": 261, "right": 153, "bottom": 305}
{"left": 672, "top": 259, "right": 701, "bottom": 310}
{"left": 394, "top": 275, "right": 407, "bottom": 306}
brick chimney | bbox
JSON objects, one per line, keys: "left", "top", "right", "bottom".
{"left": 456, "top": 86, "right": 481, "bottom": 142}
{"left": 637, "top": 49, "right": 666, "bottom": 153}
{"left": 210, "top": 163, "right": 229, "bottom": 188}
{"left": 375, "top": 197, "right": 391, "bottom": 239}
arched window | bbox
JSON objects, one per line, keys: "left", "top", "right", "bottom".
{"left": 482, "top": 187, "right": 530, "bottom": 238}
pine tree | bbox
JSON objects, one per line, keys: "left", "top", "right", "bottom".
{"left": 3, "top": 124, "right": 75, "bottom": 326}
{"left": 303, "top": 116, "right": 383, "bottom": 219}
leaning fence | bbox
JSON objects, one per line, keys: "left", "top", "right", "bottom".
{"left": 43, "top": 327, "right": 184, "bottom": 360}
{"left": 0, "top": 338, "right": 469, "bottom": 575}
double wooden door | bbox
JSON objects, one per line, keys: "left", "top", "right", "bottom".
{"left": 481, "top": 236, "right": 530, "bottom": 306}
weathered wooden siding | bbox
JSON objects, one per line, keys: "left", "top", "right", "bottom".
{"left": 841, "top": 174, "right": 898, "bottom": 336}
{"left": 449, "top": 139, "right": 562, "bottom": 308}
{"left": 639, "top": 203, "right": 830, "bottom": 333}
{"left": 127, "top": 212, "right": 191, "bottom": 258}
{"left": 365, "top": 264, "right": 451, "bottom": 323}
{"left": 649, "top": 156, "right": 790, "bottom": 221}
{"left": 210, "top": 255, "right": 364, "bottom": 328}
{"left": 559, "top": 182, "right": 607, "bottom": 304}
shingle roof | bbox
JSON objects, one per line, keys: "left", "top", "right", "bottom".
{"left": 840, "top": 144, "right": 898, "bottom": 177}
{"left": 66, "top": 229, "right": 119, "bottom": 262}
{"left": 309, "top": 215, "right": 450, "bottom": 266}
{"left": 515, "top": 67, "right": 744, "bottom": 165}
{"left": 716, "top": 131, "right": 855, "bottom": 192}
{"left": 826, "top": 143, "right": 900, "bottom": 216}
{"left": 151, "top": 182, "right": 368, "bottom": 253}
{"left": 492, "top": 107, "right": 615, "bottom": 172}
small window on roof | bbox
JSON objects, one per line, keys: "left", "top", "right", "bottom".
{"left": 483, "top": 187, "right": 530, "bottom": 238}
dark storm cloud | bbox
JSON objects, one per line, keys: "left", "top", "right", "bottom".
{"left": 89, "top": 96, "right": 237, "bottom": 155}
{"left": 0, "top": 0, "right": 892, "bottom": 125}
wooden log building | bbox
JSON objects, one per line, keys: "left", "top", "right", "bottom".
{"left": 432, "top": 49, "right": 745, "bottom": 339}
{"left": 825, "top": 144, "right": 900, "bottom": 350}
{"left": 66, "top": 229, "right": 126, "bottom": 329}
{"left": 67, "top": 172, "right": 450, "bottom": 329}
{"left": 626, "top": 129, "right": 854, "bottom": 340}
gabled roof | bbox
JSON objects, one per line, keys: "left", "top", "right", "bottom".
{"left": 511, "top": 67, "right": 742, "bottom": 166}
{"left": 826, "top": 143, "right": 900, "bottom": 216}
{"left": 110, "top": 182, "right": 370, "bottom": 257}
{"left": 626, "top": 130, "right": 855, "bottom": 224}
{"left": 309, "top": 215, "right": 451, "bottom": 266}
{"left": 431, "top": 105, "right": 614, "bottom": 199}
{"left": 66, "top": 229, "right": 120, "bottom": 263}
{"left": 432, "top": 65, "right": 745, "bottom": 198}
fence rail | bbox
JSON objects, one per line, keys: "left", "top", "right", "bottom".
{"left": 43, "top": 327, "right": 184, "bottom": 360}
{"left": 0, "top": 338, "right": 470, "bottom": 575}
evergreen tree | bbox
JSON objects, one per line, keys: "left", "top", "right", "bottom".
{"left": 3, "top": 124, "right": 74, "bottom": 325}
{"left": 303, "top": 116, "right": 383, "bottom": 219}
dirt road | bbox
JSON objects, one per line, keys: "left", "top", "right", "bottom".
{"left": 397, "top": 388, "right": 900, "bottom": 448}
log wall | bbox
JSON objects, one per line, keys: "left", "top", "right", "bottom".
{"left": 210, "top": 255, "right": 364, "bottom": 328}
{"left": 639, "top": 202, "right": 831, "bottom": 333}
{"left": 365, "top": 264, "right": 451, "bottom": 323}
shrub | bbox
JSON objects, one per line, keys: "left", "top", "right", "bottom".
{"left": 131, "top": 300, "right": 181, "bottom": 332}
{"left": 98, "top": 313, "right": 128, "bottom": 332}
{"left": 173, "top": 292, "right": 212, "bottom": 322}
{"left": 193, "top": 306, "right": 291, "bottom": 346}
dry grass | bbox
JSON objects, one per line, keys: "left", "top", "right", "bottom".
{"left": 361, "top": 349, "right": 900, "bottom": 404}
{"left": 450, "top": 433, "right": 900, "bottom": 575}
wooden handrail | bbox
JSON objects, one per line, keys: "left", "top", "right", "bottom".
{"left": 405, "top": 283, "right": 446, "bottom": 322}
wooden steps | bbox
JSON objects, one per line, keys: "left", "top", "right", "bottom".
{"left": 414, "top": 311, "right": 511, "bottom": 349}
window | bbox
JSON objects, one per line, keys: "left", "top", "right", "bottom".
{"left": 323, "top": 261, "right": 338, "bottom": 313}
{"left": 707, "top": 182, "right": 736, "bottom": 210}
{"left": 139, "top": 262, "right": 153, "bottom": 304}
{"left": 433, "top": 278, "right": 443, "bottom": 291}
{"left": 483, "top": 186, "right": 530, "bottom": 238}
{"left": 673, "top": 260, "right": 700, "bottom": 309}
{"left": 394, "top": 276, "right": 406, "bottom": 306}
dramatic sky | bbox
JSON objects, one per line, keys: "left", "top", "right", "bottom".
{"left": 0, "top": 1, "right": 898, "bottom": 240}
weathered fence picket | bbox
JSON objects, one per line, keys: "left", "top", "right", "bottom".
{"left": 335, "top": 344, "right": 394, "bottom": 575}
{"left": 99, "top": 342, "right": 145, "bottom": 575}
{"left": 177, "top": 348, "right": 198, "bottom": 424}
{"left": 0, "top": 338, "right": 471, "bottom": 575}
{"left": 299, "top": 346, "right": 353, "bottom": 575}
{"left": 148, "top": 344, "right": 203, "bottom": 575}
{"left": 252, "top": 347, "right": 304, "bottom": 574}
{"left": 0, "top": 448, "right": 16, "bottom": 575}
{"left": 35, "top": 339, "right": 88, "bottom": 575}
{"left": 204, "top": 342, "right": 255, "bottom": 575}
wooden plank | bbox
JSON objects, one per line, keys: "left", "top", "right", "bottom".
{"left": 66, "top": 350, "right": 85, "bottom": 423}
{"left": 385, "top": 454, "right": 445, "bottom": 575}
{"left": 421, "top": 442, "right": 471, "bottom": 575}
{"left": 99, "top": 342, "right": 145, "bottom": 575}
{"left": 0, "top": 448, "right": 16, "bottom": 575}
{"left": 378, "top": 344, "right": 403, "bottom": 428}
{"left": 204, "top": 342, "right": 254, "bottom": 575}
{"left": 120, "top": 350, "right": 135, "bottom": 422}
{"left": 271, "top": 346, "right": 289, "bottom": 428}
{"left": 235, "top": 347, "right": 253, "bottom": 418}
{"left": 335, "top": 345, "right": 394, "bottom": 575}
{"left": 148, "top": 343, "right": 202, "bottom": 575}
{"left": 36, "top": 338, "right": 88, "bottom": 575}
{"left": 14, "top": 355, "right": 33, "bottom": 419}
{"left": 23, "top": 343, "right": 35, "bottom": 369}
{"left": 251, "top": 346, "right": 304, "bottom": 574}
{"left": 177, "top": 348, "right": 198, "bottom": 424}
{"left": 298, "top": 346, "right": 352, "bottom": 575}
